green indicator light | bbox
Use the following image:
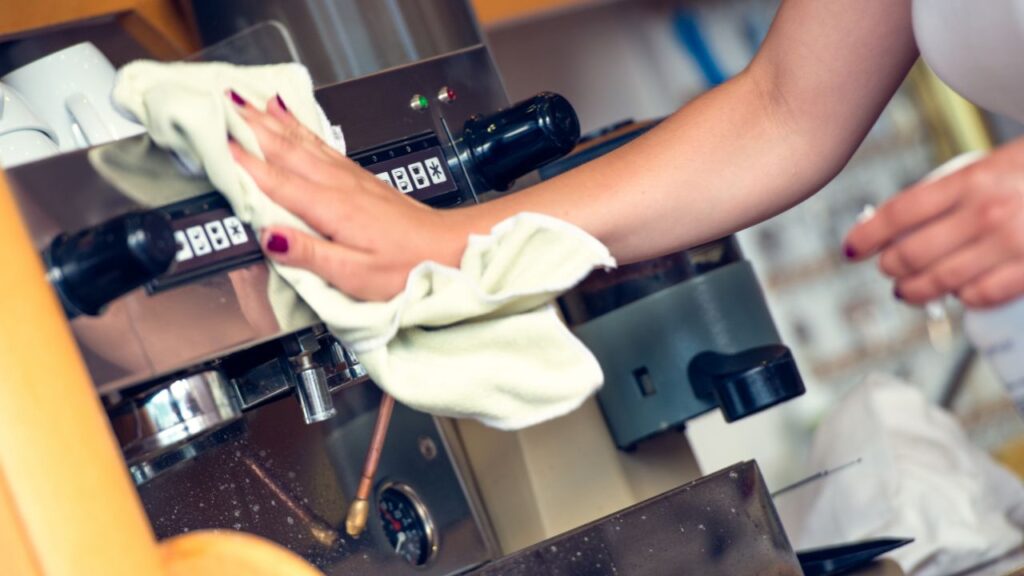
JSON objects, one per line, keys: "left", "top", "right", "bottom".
{"left": 410, "top": 94, "right": 429, "bottom": 111}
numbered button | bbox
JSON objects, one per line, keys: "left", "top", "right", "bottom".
{"left": 186, "top": 226, "right": 212, "bottom": 256}
{"left": 205, "top": 220, "right": 231, "bottom": 251}
{"left": 223, "top": 216, "right": 249, "bottom": 246}
{"left": 424, "top": 157, "right": 447, "bottom": 184}
{"left": 408, "top": 162, "right": 429, "bottom": 189}
{"left": 391, "top": 167, "right": 414, "bottom": 193}
{"left": 173, "top": 230, "right": 194, "bottom": 262}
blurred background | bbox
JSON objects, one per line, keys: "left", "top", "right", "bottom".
{"left": 478, "top": 0, "right": 1024, "bottom": 489}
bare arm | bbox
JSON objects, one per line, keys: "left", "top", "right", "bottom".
{"left": 457, "top": 0, "right": 919, "bottom": 264}
{"left": 232, "top": 0, "right": 919, "bottom": 300}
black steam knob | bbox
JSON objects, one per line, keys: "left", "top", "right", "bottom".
{"left": 689, "top": 345, "right": 805, "bottom": 422}
{"left": 463, "top": 92, "right": 580, "bottom": 191}
{"left": 44, "top": 211, "right": 177, "bottom": 318}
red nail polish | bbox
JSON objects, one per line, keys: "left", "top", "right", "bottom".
{"left": 229, "top": 89, "right": 247, "bottom": 107}
{"left": 266, "top": 234, "right": 289, "bottom": 254}
{"left": 275, "top": 94, "right": 288, "bottom": 112}
{"left": 893, "top": 287, "right": 903, "bottom": 301}
{"left": 844, "top": 245, "right": 857, "bottom": 260}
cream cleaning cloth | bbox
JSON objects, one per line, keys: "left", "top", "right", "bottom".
{"left": 112, "top": 61, "right": 614, "bottom": 429}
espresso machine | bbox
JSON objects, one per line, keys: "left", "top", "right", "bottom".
{"left": 2, "top": 2, "right": 811, "bottom": 573}
{"left": 5, "top": 32, "right": 585, "bottom": 572}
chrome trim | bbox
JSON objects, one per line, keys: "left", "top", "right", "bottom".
{"left": 110, "top": 369, "right": 242, "bottom": 464}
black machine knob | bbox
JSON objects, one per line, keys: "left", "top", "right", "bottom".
{"left": 44, "top": 211, "right": 177, "bottom": 318}
{"left": 463, "top": 92, "right": 581, "bottom": 191}
{"left": 689, "top": 345, "right": 805, "bottom": 422}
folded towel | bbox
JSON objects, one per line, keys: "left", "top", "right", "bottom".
{"left": 112, "top": 61, "right": 614, "bottom": 429}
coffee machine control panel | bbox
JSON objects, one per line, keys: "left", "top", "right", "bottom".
{"left": 147, "top": 193, "right": 263, "bottom": 292}
{"left": 353, "top": 133, "right": 459, "bottom": 205}
{"left": 147, "top": 133, "right": 462, "bottom": 292}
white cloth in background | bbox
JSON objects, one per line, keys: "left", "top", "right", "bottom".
{"left": 779, "top": 374, "right": 1024, "bottom": 576}
{"left": 112, "top": 60, "right": 614, "bottom": 429}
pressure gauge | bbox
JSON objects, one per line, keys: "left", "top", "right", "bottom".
{"left": 377, "top": 482, "right": 438, "bottom": 566}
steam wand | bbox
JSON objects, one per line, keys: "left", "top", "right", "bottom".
{"left": 345, "top": 392, "right": 396, "bottom": 536}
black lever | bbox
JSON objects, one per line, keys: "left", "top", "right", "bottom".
{"left": 462, "top": 92, "right": 581, "bottom": 191}
{"left": 689, "top": 345, "right": 805, "bottom": 422}
{"left": 44, "top": 211, "right": 177, "bottom": 318}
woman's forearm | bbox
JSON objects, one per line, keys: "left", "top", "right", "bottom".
{"left": 452, "top": 0, "right": 919, "bottom": 264}
{"left": 454, "top": 71, "right": 802, "bottom": 263}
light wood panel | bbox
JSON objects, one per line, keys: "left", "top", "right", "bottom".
{"left": 0, "top": 170, "right": 163, "bottom": 575}
{"left": 472, "top": 0, "right": 593, "bottom": 26}
{"left": 0, "top": 0, "right": 198, "bottom": 54}
{"left": 0, "top": 145, "right": 325, "bottom": 576}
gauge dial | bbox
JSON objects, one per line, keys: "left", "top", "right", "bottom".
{"left": 378, "top": 483, "right": 437, "bottom": 566}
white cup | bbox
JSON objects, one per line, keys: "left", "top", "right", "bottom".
{"left": 0, "top": 81, "right": 59, "bottom": 167}
{"left": 0, "top": 130, "right": 60, "bottom": 167}
{"left": 1, "top": 42, "right": 144, "bottom": 151}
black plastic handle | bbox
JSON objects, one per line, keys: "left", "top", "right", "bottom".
{"left": 689, "top": 345, "right": 805, "bottom": 422}
{"left": 44, "top": 211, "right": 177, "bottom": 318}
{"left": 462, "top": 92, "right": 580, "bottom": 191}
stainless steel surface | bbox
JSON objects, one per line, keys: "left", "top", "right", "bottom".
{"left": 6, "top": 42, "right": 509, "bottom": 574}
{"left": 283, "top": 329, "right": 338, "bottom": 424}
{"left": 109, "top": 369, "right": 242, "bottom": 465}
{"left": 295, "top": 355, "right": 337, "bottom": 424}
{"left": 137, "top": 381, "right": 493, "bottom": 575}
{"left": 471, "top": 461, "right": 803, "bottom": 576}
{"left": 235, "top": 356, "right": 296, "bottom": 410}
{"left": 188, "top": 0, "right": 483, "bottom": 87}
{"left": 344, "top": 346, "right": 368, "bottom": 379}
{"left": 1, "top": 46, "right": 511, "bottom": 574}
{"left": 186, "top": 22, "right": 300, "bottom": 67}
{"left": 5, "top": 46, "right": 509, "bottom": 395}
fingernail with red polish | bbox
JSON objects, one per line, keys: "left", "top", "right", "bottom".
{"left": 893, "top": 287, "right": 904, "bottom": 301}
{"left": 229, "top": 89, "right": 247, "bottom": 107}
{"left": 266, "top": 233, "right": 289, "bottom": 254}
{"left": 275, "top": 93, "right": 288, "bottom": 112}
{"left": 844, "top": 244, "right": 857, "bottom": 260}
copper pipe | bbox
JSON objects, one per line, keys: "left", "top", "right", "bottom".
{"left": 345, "top": 393, "right": 396, "bottom": 537}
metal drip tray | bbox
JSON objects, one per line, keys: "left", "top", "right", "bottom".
{"left": 472, "top": 461, "right": 801, "bottom": 576}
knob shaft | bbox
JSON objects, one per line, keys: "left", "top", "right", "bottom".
{"left": 45, "top": 211, "right": 177, "bottom": 318}
{"left": 463, "top": 92, "right": 580, "bottom": 191}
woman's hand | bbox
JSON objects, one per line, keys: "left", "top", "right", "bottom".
{"left": 227, "top": 93, "right": 470, "bottom": 301}
{"left": 844, "top": 139, "right": 1024, "bottom": 309}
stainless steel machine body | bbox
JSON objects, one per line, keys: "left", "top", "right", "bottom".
{"left": 8, "top": 46, "right": 508, "bottom": 397}
{"left": 7, "top": 46, "right": 526, "bottom": 575}
{"left": 187, "top": 0, "right": 484, "bottom": 87}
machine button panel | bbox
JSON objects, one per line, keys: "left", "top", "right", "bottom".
{"left": 354, "top": 133, "right": 459, "bottom": 205}
{"left": 147, "top": 193, "right": 263, "bottom": 293}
